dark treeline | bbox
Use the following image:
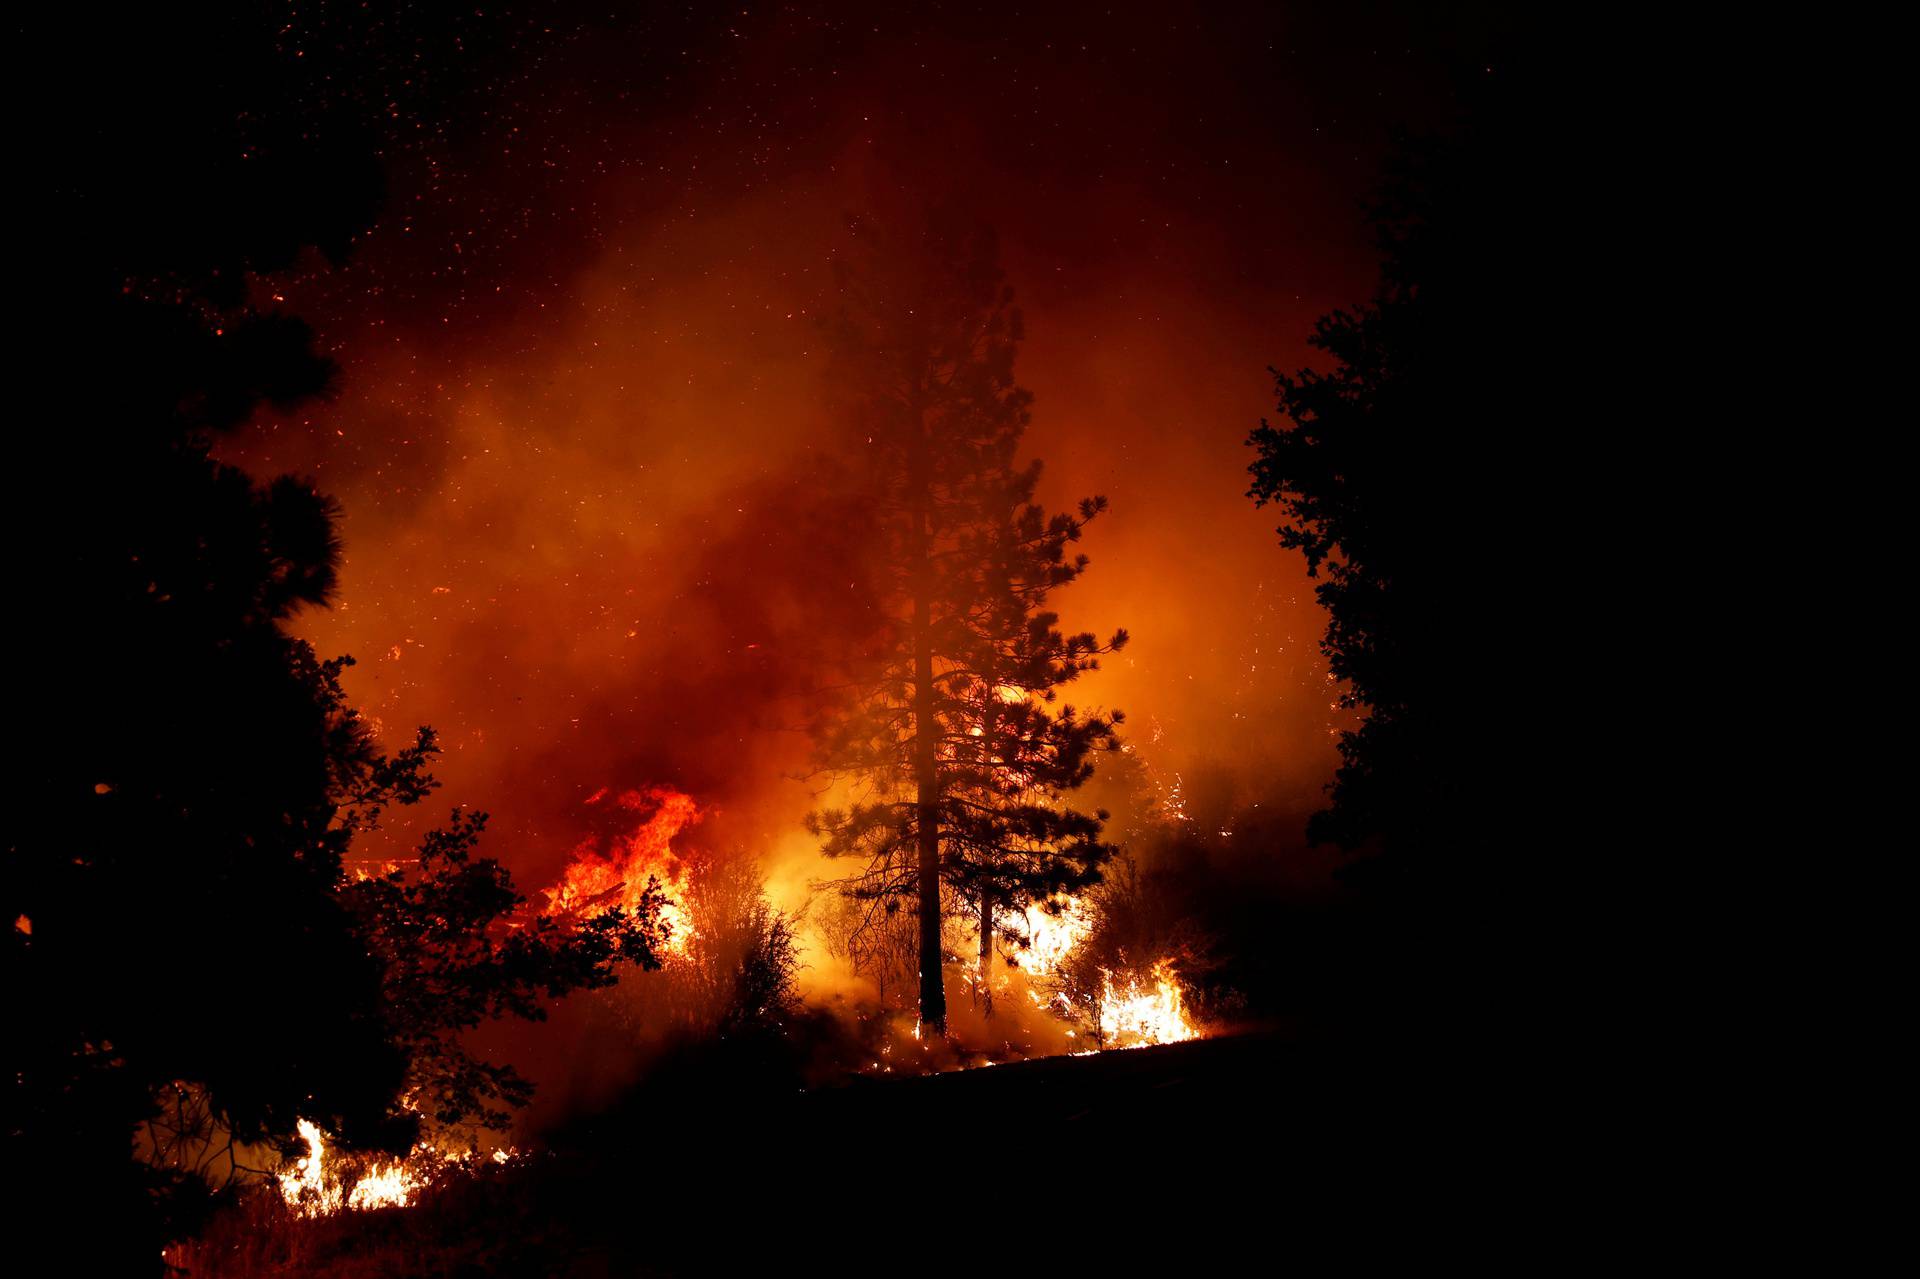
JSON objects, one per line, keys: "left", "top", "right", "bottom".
{"left": 6, "top": 12, "right": 663, "bottom": 1271}
{"left": 1245, "top": 44, "right": 1621, "bottom": 1106}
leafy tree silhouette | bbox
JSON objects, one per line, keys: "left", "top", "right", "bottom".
{"left": 5, "top": 12, "right": 660, "bottom": 1269}
{"left": 339, "top": 802, "right": 667, "bottom": 1144}
{"left": 1245, "top": 66, "right": 1581, "bottom": 1054}
{"left": 1248, "top": 86, "right": 1564, "bottom": 859}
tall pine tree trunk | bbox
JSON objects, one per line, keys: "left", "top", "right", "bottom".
{"left": 976, "top": 696, "right": 999, "bottom": 1017}
{"left": 977, "top": 891, "right": 994, "bottom": 1017}
{"left": 910, "top": 405, "right": 947, "bottom": 1035}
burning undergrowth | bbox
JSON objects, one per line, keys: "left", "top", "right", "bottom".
{"left": 1006, "top": 894, "right": 1201, "bottom": 1053}
{"left": 543, "top": 781, "right": 1207, "bottom": 1094}
{"left": 163, "top": 1144, "right": 542, "bottom": 1278}
{"left": 801, "top": 876, "right": 1203, "bottom": 1078}
{"left": 276, "top": 1118, "right": 519, "bottom": 1218}
{"left": 161, "top": 762, "right": 1226, "bottom": 1277}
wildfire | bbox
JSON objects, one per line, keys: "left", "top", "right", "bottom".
{"left": 279, "top": 1120, "right": 418, "bottom": 1216}
{"left": 542, "top": 785, "right": 701, "bottom": 953}
{"left": 1010, "top": 896, "right": 1093, "bottom": 978}
{"left": 278, "top": 1120, "right": 517, "bottom": 1217}
{"left": 1097, "top": 959, "right": 1197, "bottom": 1048}
{"left": 999, "top": 894, "right": 1200, "bottom": 1050}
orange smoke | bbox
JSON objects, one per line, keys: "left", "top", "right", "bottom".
{"left": 211, "top": 21, "right": 1369, "bottom": 1108}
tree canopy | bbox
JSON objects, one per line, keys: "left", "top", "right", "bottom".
{"left": 5, "top": 13, "right": 663, "bottom": 1267}
{"left": 1245, "top": 67, "right": 1585, "bottom": 1059}
{"left": 1247, "top": 85, "right": 1562, "bottom": 861}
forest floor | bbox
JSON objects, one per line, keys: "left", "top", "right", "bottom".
{"left": 181, "top": 1029, "right": 1506, "bottom": 1276}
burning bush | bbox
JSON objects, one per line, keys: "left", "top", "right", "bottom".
{"left": 161, "top": 1139, "right": 542, "bottom": 1279}
{"left": 812, "top": 865, "right": 1202, "bottom": 1059}
{"left": 129, "top": 772, "right": 669, "bottom": 1265}
{"left": 341, "top": 804, "right": 668, "bottom": 1142}
{"left": 576, "top": 838, "right": 808, "bottom": 1091}
{"left": 1032, "top": 858, "right": 1209, "bottom": 1050}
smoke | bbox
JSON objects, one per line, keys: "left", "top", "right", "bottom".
{"left": 208, "top": 5, "right": 1456, "bottom": 1124}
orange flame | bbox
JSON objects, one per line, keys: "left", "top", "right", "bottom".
{"left": 997, "top": 894, "right": 1200, "bottom": 1050}
{"left": 1010, "top": 896, "right": 1093, "bottom": 978}
{"left": 541, "top": 785, "right": 701, "bottom": 953}
{"left": 1097, "top": 958, "right": 1197, "bottom": 1048}
{"left": 277, "top": 1119, "right": 514, "bottom": 1216}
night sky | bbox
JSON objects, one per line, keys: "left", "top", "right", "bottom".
{"left": 189, "top": 3, "right": 1511, "bottom": 927}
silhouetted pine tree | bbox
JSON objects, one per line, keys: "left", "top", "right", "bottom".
{"left": 807, "top": 213, "right": 1121, "bottom": 1034}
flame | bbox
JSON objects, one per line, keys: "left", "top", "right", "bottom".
{"left": 1010, "top": 896, "right": 1093, "bottom": 978}
{"left": 1097, "top": 959, "right": 1197, "bottom": 1048}
{"left": 344, "top": 1160, "right": 421, "bottom": 1214}
{"left": 541, "top": 785, "right": 701, "bottom": 953}
{"left": 278, "top": 1119, "right": 517, "bottom": 1217}
{"left": 278, "top": 1120, "right": 421, "bottom": 1216}
{"left": 998, "top": 894, "right": 1200, "bottom": 1050}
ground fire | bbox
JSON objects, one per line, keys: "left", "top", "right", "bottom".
{"left": 1097, "top": 959, "right": 1197, "bottom": 1049}
{"left": 271, "top": 789, "right": 1196, "bottom": 1223}
{"left": 277, "top": 1119, "right": 516, "bottom": 1217}
{"left": 1005, "top": 895, "right": 1198, "bottom": 1049}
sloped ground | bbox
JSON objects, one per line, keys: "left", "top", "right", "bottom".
{"left": 534, "top": 1030, "right": 1357, "bottom": 1274}
{"left": 180, "top": 1030, "right": 1516, "bottom": 1276}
